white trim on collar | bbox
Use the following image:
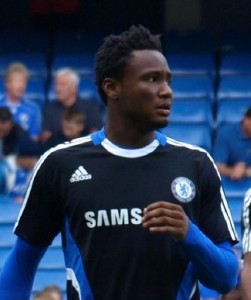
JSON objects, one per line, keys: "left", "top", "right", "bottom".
{"left": 101, "top": 138, "right": 160, "bottom": 158}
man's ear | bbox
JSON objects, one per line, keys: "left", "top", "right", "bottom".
{"left": 101, "top": 78, "right": 120, "bottom": 100}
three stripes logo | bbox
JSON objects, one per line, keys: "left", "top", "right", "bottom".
{"left": 70, "top": 166, "right": 92, "bottom": 183}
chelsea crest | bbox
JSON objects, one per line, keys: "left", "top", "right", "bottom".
{"left": 171, "top": 177, "right": 196, "bottom": 203}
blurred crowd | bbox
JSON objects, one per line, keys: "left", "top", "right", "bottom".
{"left": 0, "top": 62, "right": 103, "bottom": 202}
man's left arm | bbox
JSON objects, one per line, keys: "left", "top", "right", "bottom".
{"left": 181, "top": 221, "right": 239, "bottom": 294}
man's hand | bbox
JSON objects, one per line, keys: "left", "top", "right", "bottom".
{"left": 142, "top": 201, "right": 189, "bottom": 241}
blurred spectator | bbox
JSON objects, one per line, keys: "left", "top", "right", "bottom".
{"left": 42, "top": 107, "right": 86, "bottom": 152}
{"left": 32, "top": 291, "right": 54, "bottom": 300}
{"left": 0, "top": 107, "right": 40, "bottom": 201}
{"left": 0, "top": 62, "right": 41, "bottom": 141}
{"left": 213, "top": 106, "right": 251, "bottom": 180}
{"left": 10, "top": 137, "right": 40, "bottom": 203}
{"left": 0, "top": 107, "right": 29, "bottom": 156}
{"left": 43, "top": 285, "right": 63, "bottom": 300}
{"left": 40, "top": 68, "right": 102, "bottom": 143}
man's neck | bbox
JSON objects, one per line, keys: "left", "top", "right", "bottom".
{"left": 6, "top": 94, "right": 21, "bottom": 104}
{"left": 105, "top": 122, "right": 155, "bottom": 148}
{"left": 61, "top": 95, "right": 77, "bottom": 107}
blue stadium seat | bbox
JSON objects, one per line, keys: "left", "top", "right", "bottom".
{"left": 171, "top": 75, "right": 213, "bottom": 99}
{"left": 38, "top": 247, "right": 65, "bottom": 270}
{"left": 169, "top": 99, "right": 213, "bottom": 126}
{"left": 25, "top": 78, "right": 46, "bottom": 108}
{"left": 216, "top": 98, "right": 251, "bottom": 127}
{"left": 221, "top": 176, "right": 251, "bottom": 199}
{"left": 227, "top": 197, "right": 243, "bottom": 223}
{"left": 54, "top": 30, "right": 102, "bottom": 53}
{"left": 0, "top": 53, "right": 48, "bottom": 78}
{"left": 220, "top": 53, "right": 251, "bottom": 76}
{"left": 33, "top": 269, "right": 66, "bottom": 293}
{"left": 51, "top": 53, "right": 94, "bottom": 76}
{"left": 160, "top": 123, "right": 212, "bottom": 152}
{"left": 0, "top": 224, "right": 17, "bottom": 247}
{"left": 167, "top": 53, "right": 215, "bottom": 76}
{"left": 217, "top": 76, "right": 251, "bottom": 100}
{"left": 78, "top": 76, "right": 100, "bottom": 103}
{"left": 0, "top": 201, "right": 21, "bottom": 224}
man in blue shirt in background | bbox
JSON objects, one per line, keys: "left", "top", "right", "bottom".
{"left": 213, "top": 106, "right": 251, "bottom": 181}
{"left": 0, "top": 62, "right": 41, "bottom": 141}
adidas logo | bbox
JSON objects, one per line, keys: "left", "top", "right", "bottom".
{"left": 70, "top": 166, "right": 92, "bottom": 182}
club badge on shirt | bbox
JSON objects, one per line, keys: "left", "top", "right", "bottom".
{"left": 171, "top": 177, "right": 196, "bottom": 203}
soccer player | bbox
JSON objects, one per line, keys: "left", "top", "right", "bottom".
{"left": 0, "top": 25, "right": 239, "bottom": 300}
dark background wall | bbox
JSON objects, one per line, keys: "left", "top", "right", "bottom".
{"left": 0, "top": 0, "right": 250, "bottom": 34}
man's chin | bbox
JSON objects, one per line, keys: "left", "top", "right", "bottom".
{"left": 155, "top": 119, "right": 169, "bottom": 129}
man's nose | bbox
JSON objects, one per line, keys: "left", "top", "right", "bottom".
{"left": 159, "top": 81, "right": 173, "bottom": 98}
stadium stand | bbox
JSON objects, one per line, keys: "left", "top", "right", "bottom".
{"left": 160, "top": 123, "right": 212, "bottom": 153}
{"left": 220, "top": 53, "right": 251, "bottom": 76}
{"left": 169, "top": 98, "right": 213, "bottom": 127}
{"left": 51, "top": 53, "right": 95, "bottom": 76}
{"left": 0, "top": 25, "right": 250, "bottom": 299}
{"left": 216, "top": 97, "right": 251, "bottom": 127}
{"left": 217, "top": 75, "right": 251, "bottom": 100}
{"left": 167, "top": 53, "right": 215, "bottom": 77}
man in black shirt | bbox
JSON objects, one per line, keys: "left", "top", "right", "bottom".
{"left": 41, "top": 68, "right": 103, "bottom": 143}
{"left": 0, "top": 25, "right": 239, "bottom": 300}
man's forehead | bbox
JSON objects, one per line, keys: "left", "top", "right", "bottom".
{"left": 128, "top": 49, "right": 170, "bottom": 71}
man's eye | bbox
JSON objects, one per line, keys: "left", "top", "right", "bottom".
{"left": 148, "top": 76, "right": 157, "bottom": 82}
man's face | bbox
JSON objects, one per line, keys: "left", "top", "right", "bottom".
{"left": 243, "top": 116, "right": 251, "bottom": 138}
{"left": 55, "top": 74, "right": 77, "bottom": 103}
{"left": 0, "top": 120, "right": 13, "bottom": 138}
{"left": 5, "top": 72, "right": 27, "bottom": 100}
{"left": 115, "top": 50, "right": 173, "bottom": 131}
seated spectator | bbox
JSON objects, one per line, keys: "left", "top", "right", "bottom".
{"left": 10, "top": 138, "right": 40, "bottom": 203}
{"left": 213, "top": 106, "right": 251, "bottom": 180}
{"left": 42, "top": 107, "right": 86, "bottom": 152}
{"left": 33, "top": 291, "right": 54, "bottom": 300}
{"left": 33, "top": 285, "right": 63, "bottom": 300}
{"left": 0, "top": 107, "right": 40, "bottom": 201}
{"left": 41, "top": 67, "right": 103, "bottom": 143}
{"left": 0, "top": 107, "right": 29, "bottom": 156}
{"left": 43, "top": 285, "right": 63, "bottom": 300}
{"left": 0, "top": 62, "right": 41, "bottom": 141}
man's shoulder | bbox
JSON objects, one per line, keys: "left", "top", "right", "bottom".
{"left": 20, "top": 98, "right": 40, "bottom": 112}
{"left": 218, "top": 123, "right": 240, "bottom": 137}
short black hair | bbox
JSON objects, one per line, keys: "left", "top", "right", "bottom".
{"left": 0, "top": 107, "right": 12, "bottom": 122}
{"left": 95, "top": 25, "right": 162, "bottom": 105}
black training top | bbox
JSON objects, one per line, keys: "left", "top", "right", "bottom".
{"left": 15, "top": 129, "right": 238, "bottom": 300}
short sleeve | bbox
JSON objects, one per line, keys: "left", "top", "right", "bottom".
{"left": 199, "top": 152, "right": 238, "bottom": 244}
{"left": 14, "top": 151, "right": 63, "bottom": 247}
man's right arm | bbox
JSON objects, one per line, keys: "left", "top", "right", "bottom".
{"left": 0, "top": 237, "right": 47, "bottom": 300}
